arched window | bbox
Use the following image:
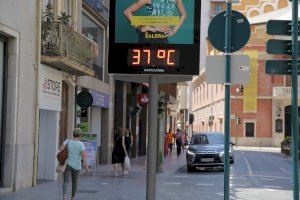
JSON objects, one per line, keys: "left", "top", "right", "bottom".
{"left": 264, "top": 5, "right": 274, "bottom": 13}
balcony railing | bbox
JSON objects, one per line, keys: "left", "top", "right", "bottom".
{"left": 273, "top": 86, "right": 300, "bottom": 98}
{"left": 41, "top": 21, "right": 95, "bottom": 76}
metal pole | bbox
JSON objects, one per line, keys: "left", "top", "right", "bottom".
{"left": 235, "top": 89, "right": 238, "bottom": 147}
{"left": 146, "top": 75, "right": 158, "bottom": 200}
{"left": 224, "top": 1, "right": 232, "bottom": 200}
{"left": 291, "top": 0, "right": 299, "bottom": 199}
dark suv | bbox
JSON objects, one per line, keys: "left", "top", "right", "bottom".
{"left": 186, "top": 132, "right": 234, "bottom": 172}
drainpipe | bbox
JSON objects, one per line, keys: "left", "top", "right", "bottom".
{"left": 33, "top": 0, "right": 42, "bottom": 187}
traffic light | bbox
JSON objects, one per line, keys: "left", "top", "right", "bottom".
{"left": 240, "top": 85, "right": 244, "bottom": 93}
{"left": 189, "top": 114, "right": 194, "bottom": 124}
{"left": 237, "top": 117, "right": 242, "bottom": 125}
{"left": 265, "top": 20, "right": 295, "bottom": 75}
{"left": 129, "top": 105, "right": 142, "bottom": 116}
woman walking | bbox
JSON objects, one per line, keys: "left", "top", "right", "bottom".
{"left": 112, "top": 127, "right": 125, "bottom": 177}
{"left": 122, "top": 128, "right": 133, "bottom": 175}
{"left": 59, "top": 128, "right": 89, "bottom": 200}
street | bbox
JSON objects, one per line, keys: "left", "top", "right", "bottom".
{"left": 0, "top": 147, "right": 295, "bottom": 200}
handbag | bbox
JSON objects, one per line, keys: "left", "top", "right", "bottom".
{"left": 124, "top": 155, "right": 130, "bottom": 170}
{"left": 56, "top": 162, "right": 67, "bottom": 173}
{"left": 57, "top": 139, "right": 69, "bottom": 165}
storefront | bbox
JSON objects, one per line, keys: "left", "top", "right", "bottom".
{"left": 37, "top": 64, "right": 62, "bottom": 180}
{"left": 75, "top": 86, "right": 110, "bottom": 164}
{"left": 0, "top": 35, "right": 7, "bottom": 186}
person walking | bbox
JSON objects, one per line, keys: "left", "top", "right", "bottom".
{"left": 112, "top": 127, "right": 125, "bottom": 177}
{"left": 59, "top": 128, "right": 89, "bottom": 200}
{"left": 181, "top": 129, "right": 187, "bottom": 153}
{"left": 166, "top": 129, "right": 174, "bottom": 157}
{"left": 122, "top": 128, "right": 133, "bottom": 175}
{"left": 175, "top": 129, "right": 182, "bottom": 157}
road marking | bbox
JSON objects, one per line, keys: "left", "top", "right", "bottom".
{"left": 230, "top": 184, "right": 249, "bottom": 187}
{"left": 265, "top": 186, "right": 282, "bottom": 190}
{"left": 280, "top": 167, "right": 290, "bottom": 173}
{"left": 259, "top": 178, "right": 275, "bottom": 181}
{"left": 266, "top": 188, "right": 275, "bottom": 192}
{"left": 244, "top": 157, "right": 253, "bottom": 176}
{"left": 173, "top": 175, "right": 188, "bottom": 178}
{"left": 101, "top": 183, "right": 108, "bottom": 185}
{"left": 254, "top": 175, "right": 291, "bottom": 180}
{"left": 216, "top": 193, "right": 224, "bottom": 196}
{"left": 163, "top": 182, "right": 181, "bottom": 185}
{"left": 196, "top": 183, "right": 214, "bottom": 186}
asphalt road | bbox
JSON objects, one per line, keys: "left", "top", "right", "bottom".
{"left": 0, "top": 147, "right": 295, "bottom": 200}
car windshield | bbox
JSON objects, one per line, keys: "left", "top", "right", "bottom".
{"left": 191, "top": 134, "right": 224, "bottom": 145}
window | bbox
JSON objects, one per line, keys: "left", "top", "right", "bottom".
{"left": 245, "top": 122, "right": 255, "bottom": 137}
{"left": 82, "top": 13, "right": 104, "bottom": 81}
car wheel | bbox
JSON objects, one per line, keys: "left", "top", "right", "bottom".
{"left": 187, "top": 166, "right": 195, "bottom": 173}
{"left": 230, "top": 159, "right": 234, "bottom": 164}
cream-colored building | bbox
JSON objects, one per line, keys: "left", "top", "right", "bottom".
{"left": 0, "top": 0, "right": 113, "bottom": 192}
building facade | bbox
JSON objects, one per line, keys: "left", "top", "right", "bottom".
{"left": 0, "top": 0, "right": 113, "bottom": 192}
{"left": 191, "top": 0, "right": 290, "bottom": 147}
{"left": 0, "top": 0, "right": 38, "bottom": 191}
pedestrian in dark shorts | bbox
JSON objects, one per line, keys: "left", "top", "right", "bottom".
{"left": 175, "top": 129, "right": 182, "bottom": 157}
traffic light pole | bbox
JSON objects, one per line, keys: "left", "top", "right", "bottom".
{"left": 224, "top": 1, "right": 232, "bottom": 200}
{"left": 291, "top": 0, "right": 299, "bottom": 199}
{"left": 146, "top": 75, "right": 158, "bottom": 200}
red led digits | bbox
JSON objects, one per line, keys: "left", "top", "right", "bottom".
{"left": 132, "top": 49, "right": 141, "bottom": 65}
{"left": 143, "top": 49, "right": 151, "bottom": 65}
{"left": 167, "top": 50, "right": 175, "bottom": 66}
{"left": 129, "top": 49, "right": 177, "bottom": 67}
{"left": 157, "top": 50, "right": 166, "bottom": 59}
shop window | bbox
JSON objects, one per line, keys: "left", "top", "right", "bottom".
{"left": 82, "top": 13, "right": 104, "bottom": 81}
{"left": 245, "top": 122, "right": 255, "bottom": 137}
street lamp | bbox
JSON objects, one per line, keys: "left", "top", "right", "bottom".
{"left": 235, "top": 87, "right": 239, "bottom": 146}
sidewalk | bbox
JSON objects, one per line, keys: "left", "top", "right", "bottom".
{"left": 0, "top": 152, "right": 186, "bottom": 200}
{"left": 234, "top": 146, "right": 281, "bottom": 153}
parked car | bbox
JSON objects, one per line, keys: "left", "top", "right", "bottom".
{"left": 186, "top": 132, "right": 234, "bottom": 172}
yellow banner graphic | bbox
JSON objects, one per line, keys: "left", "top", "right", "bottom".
{"left": 131, "top": 16, "right": 180, "bottom": 26}
{"left": 243, "top": 50, "right": 258, "bottom": 113}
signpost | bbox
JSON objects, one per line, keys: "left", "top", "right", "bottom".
{"left": 206, "top": 55, "right": 250, "bottom": 84}
{"left": 208, "top": 1, "right": 250, "bottom": 199}
{"left": 265, "top": 1, "right": 299, "bottom": 199}
{"left": 109, "top": 1, "right": 201, "bottom": 199}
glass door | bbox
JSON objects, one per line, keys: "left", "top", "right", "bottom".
{"left": 0, "top": 36, "right": 7, "bottom": 186}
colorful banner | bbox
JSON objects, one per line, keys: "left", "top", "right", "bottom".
{"left": 243, "top": 50, "right": 258, "bottom": 113}
{"left": 115, "top": 0, "right": 195, "bottom": 44}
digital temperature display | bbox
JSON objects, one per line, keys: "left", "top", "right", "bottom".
{"left": 128, "top": 49, "right": 179, "bottom": 67}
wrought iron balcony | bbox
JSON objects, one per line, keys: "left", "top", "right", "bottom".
{"left": 41, "top": 21, "right": 95, "bottom": 76}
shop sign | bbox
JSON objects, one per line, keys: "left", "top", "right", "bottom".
{"left": 40, "top": 64, "right": 62, "bottom": 111}
{"left": 137, "top": 93, "right": 149, "bottom": 104}
{"left": 90, "top": 89, "right": 109, "bottom": 108}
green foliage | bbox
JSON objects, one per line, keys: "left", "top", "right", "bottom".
{"left": 80, "top": 122, "right": 89, "bottom": 133}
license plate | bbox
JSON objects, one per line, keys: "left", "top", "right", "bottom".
{"left": 201, "top": 158, "right": 214, "bottom": 162}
